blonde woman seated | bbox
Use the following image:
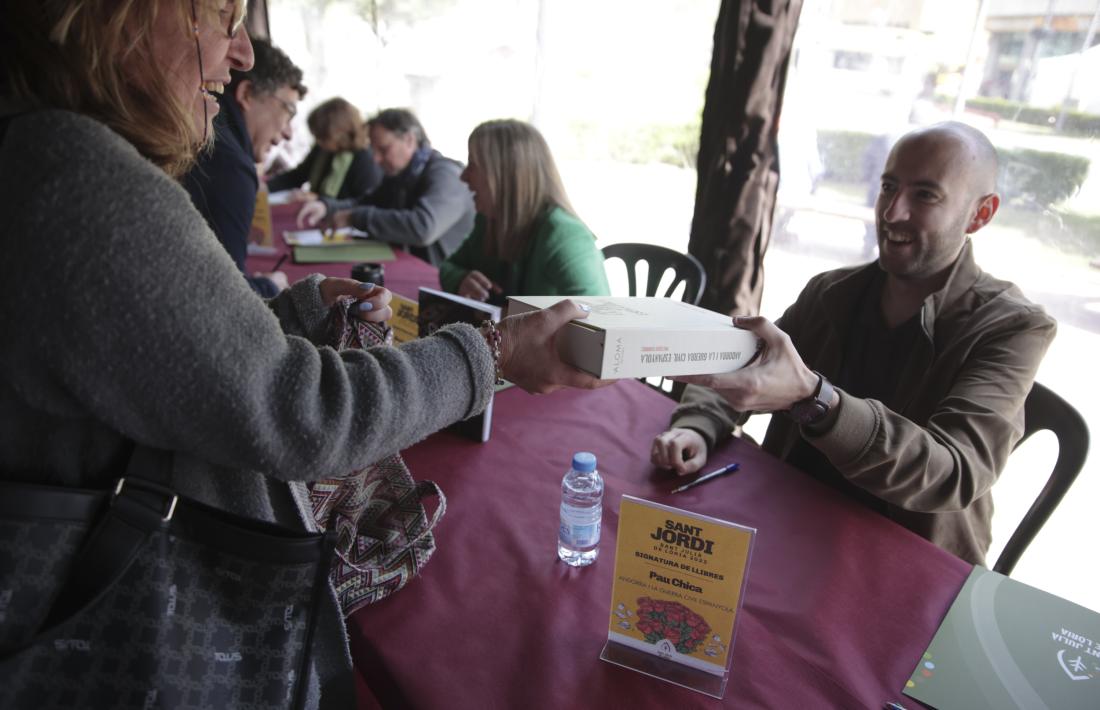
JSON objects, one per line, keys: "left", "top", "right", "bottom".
{"left": 267, "top": 97, "right": 383, "bottom": 201}
{"left": 440, "top": 119, "right": 610, "bottom": 303}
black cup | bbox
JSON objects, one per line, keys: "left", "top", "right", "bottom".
{"left": 351, "top": 262, "right": 385, "bottom": 286}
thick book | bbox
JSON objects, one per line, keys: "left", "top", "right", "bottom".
{"left": 418, "top": 288, "right": 503, "bottom": 443}
{"left": 904, "top": 566, "right": 1100, "bottom": 709}
{"left": 506, "top": 296, "right": 759, "bottom": 379}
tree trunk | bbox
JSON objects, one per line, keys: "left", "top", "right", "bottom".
{"left": 690, "top": 0, "right": 803, "bottom": 316}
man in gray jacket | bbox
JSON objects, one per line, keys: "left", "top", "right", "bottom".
{"left": 297, "top": 108, "right": 475, "bottom": 266}
{"left": 651, "top": 122, "right": 1056, "bottom": 565}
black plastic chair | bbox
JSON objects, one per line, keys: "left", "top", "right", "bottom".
{"left": 993, "top": 382, "right": 1090, "bottom": 576}
{"left": 601, "top": 243, "right": 708, "bottom": 400}
{"left": 601, "top": 243, "right": 707, "bottom": 306}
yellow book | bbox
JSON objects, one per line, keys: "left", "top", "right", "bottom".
{"left": 389, "top": 293, "right": 419, "bottom": 344}
{"left": 250, "top": 182, "right": 273, "bottom": 247}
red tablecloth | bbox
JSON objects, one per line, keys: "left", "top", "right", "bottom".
{"left": 348, "top": 380, "right": 970, "bottom": 708}
{"left": 246, "top": 202, "right": 439, "bottom": 299}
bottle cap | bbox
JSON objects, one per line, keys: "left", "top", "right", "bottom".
{"left": 571, "top": 451, "right": 597, "bottom": 473}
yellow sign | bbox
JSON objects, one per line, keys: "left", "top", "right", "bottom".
{"left": 389, "top": 293, "right": 419, "bottom": 344}
{"left": 607, "top": 496, "right": 754, "bottom": 676}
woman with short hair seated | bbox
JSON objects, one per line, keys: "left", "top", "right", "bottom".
{"left": 267, "top": 97, "right": 383, "bottom": 201}
{"left": 439, "top": 119, "right": 610, "bottom": 304}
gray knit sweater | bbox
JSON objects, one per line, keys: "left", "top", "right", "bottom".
{"left": 0, "top": 109, "right": 495, "bottom": 707}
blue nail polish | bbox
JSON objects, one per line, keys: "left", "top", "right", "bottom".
{"left": 579, "top": 304, "right": 591, "bottom": 312}
{"left": 359, "top": 282, "right": 374, "bottom": 290}
{"left": 358, "top": 301, "right": 374, "bottom": 312}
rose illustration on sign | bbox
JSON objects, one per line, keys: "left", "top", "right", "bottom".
{"left": 633, "top": 597, "right": 711, "bottom": 655}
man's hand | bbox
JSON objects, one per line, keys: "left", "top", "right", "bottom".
{"left": 497, "top": 300, "right": 611, "bottom": 394}
{"left": 319, "top": 278, "right": 392, "bottom": 323}
{"left": 651, "top": 428, "right": 708, "bottom": 476}
{"left": 458, "top": 271, "right": 501, "bottom": 302}
{"left": 297, "top": 200, "right": 328, "bottom": 228}
{"left": 672, "top": 316, "right": 819, "bottom": 413}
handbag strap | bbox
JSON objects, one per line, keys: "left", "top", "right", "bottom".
{"left": 43, "top": 475, "right": 177, "bottom": 627}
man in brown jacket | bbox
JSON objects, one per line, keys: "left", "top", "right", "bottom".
{"left": 652, "top": 122, "right": 1056, "bottom": 565}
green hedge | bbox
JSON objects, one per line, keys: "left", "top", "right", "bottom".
{"left": 935, "top": 95, "right": 1100, "bottom": 137}
{"left": 608, "top": 122, "right": 700, "bottom": 169}
{"left": 568, "top": 120, "right": 700, "bottom": 169}
{"left": 816, "top": 130, "right": 882, "bottom": 183}
{"left": 1000, "top": 147, "right": 1091, "bottom": 208}
{"left": 816, "top": 129, "right": 1090, "bottom": 210}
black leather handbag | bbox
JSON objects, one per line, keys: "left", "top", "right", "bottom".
{"left": 0, "top": 455, "right": 335, "bottom": 710}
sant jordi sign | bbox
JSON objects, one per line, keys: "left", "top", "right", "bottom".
{"left": 600, "top": 495, "right": 755, "bottom": 698}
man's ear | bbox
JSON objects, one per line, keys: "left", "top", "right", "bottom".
{"left": 966, "top": 193, "right": 1000, "bottom": 234}
{"left": 234, "top": 80, "right": 253, "bottom": 111}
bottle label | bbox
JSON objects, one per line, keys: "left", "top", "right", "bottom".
{"left": 560, "top": 503, "right": 601, "bottom": 548}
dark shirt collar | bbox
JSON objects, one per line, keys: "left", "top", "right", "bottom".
{"left": 823, "top": 238, "right": 982, "bottom": 341}
{"left": 214, "top": 89, "right": 253, "bottom": 163}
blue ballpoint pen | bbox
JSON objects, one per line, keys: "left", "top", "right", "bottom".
{"left": 671, "top": 462, "right": 741, "bottom": 493}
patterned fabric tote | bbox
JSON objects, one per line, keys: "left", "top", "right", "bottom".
{"left": 309, "top": 297, "right": 445, "bottom": 616}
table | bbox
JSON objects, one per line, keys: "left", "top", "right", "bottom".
{"left": 250, "top": 207, "right": 971, "bottom": 706}
{"left": 347, "top": 380, "right": 971, "bottom": 709}
{"left": 246, "top": 202, "right": 439, "bottom": 300}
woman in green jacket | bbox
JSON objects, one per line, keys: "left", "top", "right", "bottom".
{"left": 439, "top": 119, "right": 610, "bottom": 303}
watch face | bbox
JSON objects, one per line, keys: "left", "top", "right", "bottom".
{"left": 789, "top": 401, "right": 827, "bottom": 425}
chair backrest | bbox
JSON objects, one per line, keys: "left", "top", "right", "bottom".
{"left": 601, "top": 243, "right": 708, "bottom": 401}
{"left": 994, "top": 382, "right": 1090, "bottom": 575}
{"left": 601, "top": 243, "right": 707, "bottom": 306}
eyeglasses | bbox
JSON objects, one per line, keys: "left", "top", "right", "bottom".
{"left": 222, "top": 1, "right": 247, "bottom": 39}
{"left": 272, "top": 95, "right": 297, "bottom": 120}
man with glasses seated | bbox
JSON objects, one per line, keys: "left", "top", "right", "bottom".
{"left": 183, "top": 38, "right": 306, "bottom": 297}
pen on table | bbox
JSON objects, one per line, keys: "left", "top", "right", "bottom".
{"left": 883, "top": 703, "right": 908, "bottom": 710}
{"left": 671, "top": 462, "right": 741, "bottom": 494}
{"left": 272, "top": 253, "right": 288, "bottom": 271}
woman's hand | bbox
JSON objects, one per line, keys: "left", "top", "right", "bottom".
{"left": 331, "top": 210, "right": 352, "bottom": 229}
{"left": 458, "top": 271, "right": 501, "bottom": 302}
{"left": 297, "top": 200, "right": 328, "bottom": 228}
{"left": 319, "top": 278, "right": 392, "bottom": 323}
{"left": 496, "top": 300, "right": 610, "bottom": 394}
{"left": 651, "top": 428, "right": 709, "bottom": 476}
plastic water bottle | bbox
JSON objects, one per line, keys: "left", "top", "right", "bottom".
{"left": 558, "top": 452, "right": 603, "bottom": 566}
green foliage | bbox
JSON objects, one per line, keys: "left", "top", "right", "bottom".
{"left": 343, "top": 0, "right": 460, "bottom": 38}
{"left": 815, "top": 130, "right": 880, "bottom": 183}
{"left": 569, "top": 120, "right": 701, "bottom": 169}
{"left": 1000, "top": 147, "right": 1091, "bottom": 209}
{"left": 608, "top": 122, "right": 701, "bottom": 169}
{"left": 934, "top": 95, "right": 1100, "bottom": 138}
{"left": 815, "top": 129, "right": 1091, "bottom": 211}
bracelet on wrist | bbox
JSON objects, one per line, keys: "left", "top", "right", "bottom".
{"left": 479, "top": 319, "right": 505, "bottom": 386}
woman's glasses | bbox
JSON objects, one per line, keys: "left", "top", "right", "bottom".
{"left": 224, "top": 0, "right": 247, "bottom": 39}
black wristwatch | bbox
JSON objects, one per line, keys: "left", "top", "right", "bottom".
{"left": 787, "top": 371, "right": 834, "bottom": 425}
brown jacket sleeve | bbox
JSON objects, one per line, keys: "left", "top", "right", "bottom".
{"left": 805, "top": 309, "right": 1056, "bottom": 513}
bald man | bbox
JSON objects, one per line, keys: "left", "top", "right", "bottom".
{"left": 652, "top": 122, "right": 1056, "bottom": 565}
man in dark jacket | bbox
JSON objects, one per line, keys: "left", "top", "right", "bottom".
{"left": 296, "top": 108, "right": 475, "bottom": 266}
{"left": 651, "top": 122, "right": 1056, "bottom": 565}
{"left": 182, "top": 39, "right": 306, "bottom": 297}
